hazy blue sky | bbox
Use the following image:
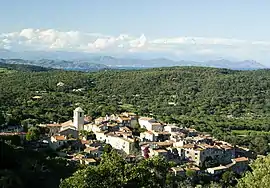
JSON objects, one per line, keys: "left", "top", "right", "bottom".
{"left": 1, "top": 0, "right": 270, "bottom": 63}
{"left": 0, "top": 0, "right": 269, "bottom": 39}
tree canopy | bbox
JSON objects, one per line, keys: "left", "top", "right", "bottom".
{"left": 0, "top": 141, "right": 80, "bottom": 188}
{"left": 26, "top": 127, "right": 41, "bottom": 141}
{"left": 60, "top": 150, "right": 173, "bottom": 188}
{"left": 238, "top": 155, "right": 270, "bottom": 188}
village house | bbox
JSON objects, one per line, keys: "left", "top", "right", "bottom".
{"left": 105, "top": 133, "right": 136, "bottom": 155}
{"left": 80, "top": 158, "right": 97, "bottom": 166}
{"left": 172, "top": 140, "right": 235, "bottom": 167}
{"left": 49, "top": 135, "right": 68, "bottom": 150}
{"left": 119, "top": 126, "right": 132, "bottom": 134}
{"left": 94, "top": 117, "right": 106, "bottom": 125}
{"left": 46, "top": 123, "right": 62, "bottom": 136}
{"left": 107, "top": 122, "right": 120, "bottom": 132}
{"left": 206, "top": 165, "right": 228, "bottom": 175}
{"left": 170, "top": 132, "right": 186, "bottom": 142}
{"left": 140, "top": 131, "right": 155, "bottom": 141}
{"left": 168, "top": 147, "right": 185, "bottom": 160}
{"left": 206, "top": 157, "right": 249, "bottom": 175}
{"left": 164, "top": 124, "right": 182, "bottom": 133}
{"left": 138, "top": 117, "right": 164, "bottom": 131}
{"left": 170, "top": 167, "right": 185, "bottom": 176}
{"left": 155, "top": 131, "right": 171, "bottom": 141}
{"left": 154, "top": 141, "right": 174, "bottom": 148}
{"left": 49, "top": 135, "right": 82, "bottom": 151}
{"left": 95, "top": 132, "right": 107, "bottom": 142}
{"left": 117, "top": 115, "right": 132, "bottom": 127}
{"left": 59, "top": 125, "right": 78, "bottom": 139}
{"left": 84, "top": 146, "right": 103, "bottom": 157}
{"left": 230, "top": 157, "right": 249, "bottom": 175}
{"left": 184, "top": 136, "right": 213, "bottom": 145}
{"left": 149, "top": 148, "right": 169, "bottom": 159}
{"left": 140, "top": 131, "right": 171, "bottom": 142}
{"left": 117, "top": 112, "right": 138, "bottom": 128}
{"left": 84, "top": 123, "right": 108, "bottom": 133}
{"left": 186, "top": 128, "right": 198, "bottom": 137}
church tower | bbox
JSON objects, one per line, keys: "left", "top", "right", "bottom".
{"left": 73, "top": 107, "right": 84, "bottom": 131}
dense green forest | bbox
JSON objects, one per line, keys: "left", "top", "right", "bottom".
{"left": 1, "top": 65, "right": 270, "bottom": 153}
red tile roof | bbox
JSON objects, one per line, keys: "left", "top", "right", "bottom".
{"left": 233, "top": 157, "right": 249, "bottom": 162}
{"left": 61, "top": 120, "right": 73, "bottom": 127}
{"left": 183, "top": 144, "right": 195, "bottom": 148}
{"left": 53, "top": 135, "right": 66, "bottom": 141}
{"left": 81, "top": 140, "right": 91, "bottom": 145}
{"left": 84, "top": 147, "right": 99, "bottom": 152}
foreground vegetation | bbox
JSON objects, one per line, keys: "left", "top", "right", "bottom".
{"left": 0, "top": 140, "right": 81, "bottom": 188}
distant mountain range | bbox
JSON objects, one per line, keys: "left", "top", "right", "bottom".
{"left": 95, "top": 57, "right": 266, "bottom": 70}
{"left": 0, "top": 59, "right": 109, "bottom": 72}
{"left": 0, "top": 50, "right": 268, "bottom": 71}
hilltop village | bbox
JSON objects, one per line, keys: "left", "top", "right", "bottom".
{"left": 0, "top": 106, "right": 253, "bottom": 178}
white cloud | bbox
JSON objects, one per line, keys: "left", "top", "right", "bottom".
{"left": 1, "top": 28, "right": 270, "bottom": 62}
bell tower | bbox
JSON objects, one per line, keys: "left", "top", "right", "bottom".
{"left": 73, "top": 107, "right": 84, "bottom": 131}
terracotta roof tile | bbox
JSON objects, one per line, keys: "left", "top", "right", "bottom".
{"left": 53, "top": 135, "right": 66, "bottom": 141}
{"left": 233, "top": 157, "right": 249, "bottom": 162}
{"left": 84, "top": 147, "right": 99, "bottom": 152}
{"left": 61, "top": 120, "right": 73, "bottom": 127}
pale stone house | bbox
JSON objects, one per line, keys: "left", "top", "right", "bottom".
{"left": 149, "top": 148, "right": 169, "bottom": 159}
{"left": 138, "top": 117, "right": 164, "bottom": 131}
{"left": 164, "top": 124, "right": 181, "bottom": 133}
{"left": 170, "top": 167, "right": 185, "bottom": 176}
{"left": 59, "top": 125, "right": 78, "bottom": 139}
{"left": 140, "top": 131, "right": 171, "bottom": 142}
{"left": 183, "top": 143, "right": 235, "bottom": 167}
{"left": 84, "top": 146, "right": 103, "bottom": 157}
{"left": 49, "top": 135, "right": 68, "bottom": 150}
{"left": 105, "top": 134, "right": 136, "bottom": 155}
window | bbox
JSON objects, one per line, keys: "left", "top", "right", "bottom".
{"left": 79, "top": 112, "right": 82, "bottom": 117}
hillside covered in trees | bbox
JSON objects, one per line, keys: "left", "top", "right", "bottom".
{"left": 1, "top": 65, "right": 270, "bottom": 154}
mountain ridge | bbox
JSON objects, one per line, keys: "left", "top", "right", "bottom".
{"left": 0, "top": 50, "right": 267, "bottom": 70}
